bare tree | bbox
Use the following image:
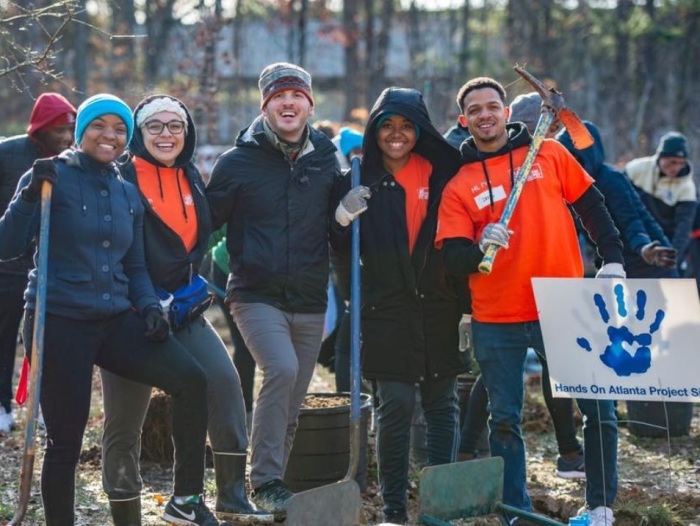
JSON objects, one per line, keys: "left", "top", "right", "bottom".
{"left": 0, "top": 1, "right": 80, "bottom": 83}
{"left": 367, "top": 0, "right": 394, "bottom": 103}
{"left": 343, "top": 0, "right": 361, "bottom": 120}
{"left": 144, "top": 0, "right": 177, "bottom": 87}
{"left": 109, "top": 0, "right": 137, "bottom": 92}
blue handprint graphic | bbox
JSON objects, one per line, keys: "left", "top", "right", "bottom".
{"left": 576, "top": 284, "right": 665, "bottom": 376}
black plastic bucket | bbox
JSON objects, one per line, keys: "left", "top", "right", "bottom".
{"left": 284, "top": 392, "right": 372, "bottom": 492}
{"left": 626, "top": 400, "right": 694, "bottom": 438}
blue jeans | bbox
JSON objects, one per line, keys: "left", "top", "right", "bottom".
{"left": 375, "top": 377, "right": 460, "bottom": 515}
{"left": 472, "top": 320, "right": 618, "bottom": 512}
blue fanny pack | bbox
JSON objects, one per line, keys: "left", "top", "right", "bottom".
{"left": 155, "top": 274, "right": 213, "bottom": 331}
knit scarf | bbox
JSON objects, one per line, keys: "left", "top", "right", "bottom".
{"left": 262, "top": 118, "right": 310, "bottom": 163}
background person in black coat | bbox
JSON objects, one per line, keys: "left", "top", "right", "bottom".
{"left": 0, "top": 92, "right": 76, "bottom": 434}
{"left": 335, "top": 87, "right": 467, "bottom": 525}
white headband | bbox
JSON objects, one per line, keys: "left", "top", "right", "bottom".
{"left": 136, "top": 97, "right": 188, "bottom": 127}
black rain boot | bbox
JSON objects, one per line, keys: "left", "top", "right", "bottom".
{"left": 109, "top": 498, "right": 141, "bottom": 526}
{"left": 214, "top": 453, "right": 274, "bottom": 524}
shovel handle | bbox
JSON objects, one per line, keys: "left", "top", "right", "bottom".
{"left": 345, "top": 157, "right": 362, "bottom": 482}
{"left": 10, "top": 180, "right": 52, "bottom": 525}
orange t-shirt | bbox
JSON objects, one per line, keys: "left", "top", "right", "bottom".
{"left": 393, "top": 153, "right": 432, "bottom": 253}
{"left": 134, "top": 156, "right": 198, "bottom": 252}
{"left": 435, "top": 140, "right": 593, "bottom": 323}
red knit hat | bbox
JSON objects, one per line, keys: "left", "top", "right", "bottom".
{"left": 26, "top": 92, "right": 77, "bottom": 138}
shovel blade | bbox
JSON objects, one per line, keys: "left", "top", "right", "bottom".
{"left": 419, "top": 457, "right": 504, "bottom": 521}
{"left": 285, "top": 480, "right": 361, "bottom": 526}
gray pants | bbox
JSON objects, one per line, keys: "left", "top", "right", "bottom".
{"left": 101, "top": 316, "right": 248, "bottom": 500}
{"left": 230, "top": 302, "right": 324, "bottom": 489}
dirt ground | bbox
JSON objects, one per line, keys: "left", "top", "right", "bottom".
{"left": 1, "top": 310, "right": 699, "bottom": 525}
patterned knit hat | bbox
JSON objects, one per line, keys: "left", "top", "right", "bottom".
{"left": 258, "top": 62, "right": 314, "bottom": 109}
{"left": 656, "top": 131, "right": 689, "bottom": 159}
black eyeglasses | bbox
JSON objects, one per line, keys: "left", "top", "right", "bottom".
{"left": 142, "top": 120, "right": 186, "bottom": 135}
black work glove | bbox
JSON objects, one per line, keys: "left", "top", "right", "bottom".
{"left": 22, "top": 158, "right": 58, "bottom": 202}
{"left": 144, "top": 306, "right": 170, "bottom": 342}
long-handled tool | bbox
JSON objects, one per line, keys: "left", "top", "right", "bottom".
{"left": 10, "top": 179, "right": 53, "bottom": 526}
{"left": 285, "top": 157, "right": 363, "bottom": 526}
{"left": 478, "top": 64, "right": 594, "bottom": 275}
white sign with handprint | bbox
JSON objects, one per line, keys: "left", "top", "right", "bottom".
{"left": 532, "top": 278, "right": 700, "bottom": 402}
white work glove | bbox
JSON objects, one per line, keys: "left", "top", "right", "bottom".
{"left": 595, "top": 262, "right": 626, "bottom": 279}
{"left": 335, "top": 185, "right": 372, "bottom": 227}
{"left": 478, "top": 223, "right": 512, "bottom": 253}
{"left": 458, "top": 314, "right": 473, "bottom": 353}
{"left": 640, "top": 241, "right": 677, "bottom": 269}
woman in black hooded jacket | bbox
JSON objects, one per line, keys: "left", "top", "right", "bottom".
{"left": 336, "top": 87, "right": 467, "bottom": 524}
{"left": 99, "top": 95, "right": 272, "bottom": 525}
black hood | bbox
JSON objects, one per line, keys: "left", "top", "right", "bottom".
{"left": 557, "top": 120, "right": 604, "bottom": 178}
{"left": 459, "top": 122, "right": 532, "bottom": 163}
{"left": 128, "top": 95, "right": 197, "bottom": 168}
{"left": 362, "top": 87, "right": 461, "bottom": 183}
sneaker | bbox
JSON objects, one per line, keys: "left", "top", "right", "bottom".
{"left": 162, "top": 495, "right": 220, "bottom": 525}
{"left": 250, "top": 479, "right": 294, "bottom": 520}
{"left": 588, "top": 506, "right": 614, "bottom": 526}
{"left": 556, "top": 451, "right": 586, "bottom": 479}
{"left": 381, "top": 509, "right": 408, "bottom": 524}
{"left": 0, "top": 407, "right": 14, "bottom": 434}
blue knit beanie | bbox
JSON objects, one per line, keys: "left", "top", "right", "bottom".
{"left": 75, "top": 94, "right": 134, "bottom": 146}
{"left": 338, "top": 127, "right": 363, "bottom": 156}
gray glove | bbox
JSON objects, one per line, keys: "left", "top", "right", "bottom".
{"left": 595, "top": 262, "right": 626, "bottom": 279}
{"left": 335, "top": 185, "right": 371, "bottom": 227}
{"left": 479, "top": 223, "right": 512, "bottom": 253}
{"left": 640, "top": 241, "right": 677, "bottom": 269}
{"left": 458, "top": 314, "right": 473, "bottom": 352}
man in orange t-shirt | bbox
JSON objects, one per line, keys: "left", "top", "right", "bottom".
{"left": 435, "top": 77, "right": 624, "bottom": 526}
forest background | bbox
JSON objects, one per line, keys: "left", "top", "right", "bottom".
{"left": 2, "top": 0, "right": 700, "bottom": 170}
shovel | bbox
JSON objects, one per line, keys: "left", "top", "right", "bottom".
{"left": 285, "top": 157, "right": 364, "bottom": 526}
{"left": 9, "top": 179, "right": 53, "bottom": 525}
{"left": 418, "top": 457, "right": 564, "bottom": 525}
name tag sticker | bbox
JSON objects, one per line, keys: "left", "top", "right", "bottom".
{"left": 474, "top": 185, "right": 506, "bottom": 210}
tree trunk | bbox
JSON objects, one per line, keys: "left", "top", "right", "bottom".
{"left": 145, "top": 0, "right": 177, "bottom": 88}
{"left": 74, "top": 0, "right": 88, "bottom": 96}
{"left": 369, "top": 0, "right": 393, "bottom": 103}
{"left": 110, "top": 0, "right": 136, "bottom": 92}
{"left": 363, "top": 0, "right": 376, "bottom": 107}
{"left": 343, "top": 0, "right": 361, "bottom": 121}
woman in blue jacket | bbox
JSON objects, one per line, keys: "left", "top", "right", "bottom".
{"left": 0, "top": 94, "right": 214, "bottom": 526}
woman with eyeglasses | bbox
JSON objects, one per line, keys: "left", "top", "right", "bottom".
{"left": 100, "top": 95, "right": 272, "bottom": 525}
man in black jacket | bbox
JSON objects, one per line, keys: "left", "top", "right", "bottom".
{"left": 206, "top": 63, "right": 363, "bottom": 520}
{"left": 0, "top": 92, "right": 76, "bottom": 434}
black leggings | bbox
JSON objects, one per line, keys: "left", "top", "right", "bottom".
{"left": 23, "top": 309, "right": 208, "bottom": 526}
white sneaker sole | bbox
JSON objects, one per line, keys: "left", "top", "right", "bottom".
{"left": 556, "top": 469, "right": 586, "bottom": 480}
